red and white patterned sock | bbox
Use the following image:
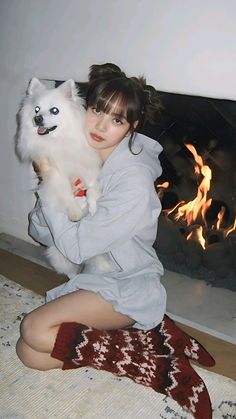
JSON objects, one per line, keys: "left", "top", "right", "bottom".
{"left": 51, "top": 319, "right": 214, "bottom": 419}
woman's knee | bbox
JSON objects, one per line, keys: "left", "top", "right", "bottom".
{"left": 19, "top": 309, "right": 59, "bottom": 354}
{"left": 16, "top": 337, "right": 63, "bottom": 371}
{"left": 16, "top": 337, "right": 44, "bottom": 371}
{"left": 20, "top": 312, "right": 41, "bottom": 348}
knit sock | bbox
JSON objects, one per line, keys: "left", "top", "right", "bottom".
{"left": 51, "top": 322, "right": 213, "bottom": 419}
{"left": 154, "top": 315, "right": 215, "bottom": 366}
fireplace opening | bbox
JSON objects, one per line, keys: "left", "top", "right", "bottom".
{"left": 139, "top": 91, "right": 236, "bottom": 292}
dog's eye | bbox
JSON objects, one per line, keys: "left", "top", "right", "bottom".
{"left": 35, "top": 106, "right": 40, "bottom": 114}
{"left": 50, "top": 107, "right": 59, "bottom": 115}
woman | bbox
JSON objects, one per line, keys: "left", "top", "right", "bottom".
{"left": 16, "top": 63, "right": 166, "bottom": 370}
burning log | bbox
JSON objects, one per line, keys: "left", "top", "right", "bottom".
{"left": 206, "top": 229, "right": 224, "bottom": 246}
{"left": 202, "top": 242, "right": 232, "bottom": 278}
{"left": 182, "top": 235, "right": 203, "bottom": 270}
{"left": 154, "top": 214, "right": 185, "bottom": 256}
{"left": 225, "top": 233, "right": 236, "bottom": 274}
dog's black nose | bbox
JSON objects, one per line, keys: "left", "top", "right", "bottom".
{"left": 34, "top": 115, "right": 43, "bottom": 126}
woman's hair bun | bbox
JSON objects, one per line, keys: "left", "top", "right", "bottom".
{"left": 86, "top": 62, "right": 163, "bottom": 125}
{"left": 88, "top": 63, "right": 126, "bottom": 82}
{"left": 130, "top": 76, "right": 163, "bottom": 122}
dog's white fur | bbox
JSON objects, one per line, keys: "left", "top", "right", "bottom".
{"left": 16, "top": 78, "right": 102, "bottom": 276}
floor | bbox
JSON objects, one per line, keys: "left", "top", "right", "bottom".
{"left": 0, "top": 232, "right": 235, "bottom": 380}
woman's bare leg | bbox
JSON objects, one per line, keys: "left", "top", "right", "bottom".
{"left": 16, "top": 339, "right": 63, "bottom": 370}
{"left": 16, "top": 289, "right": 134, "bottom": 370}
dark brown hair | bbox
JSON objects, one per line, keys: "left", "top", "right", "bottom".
{"left": 85, "top": 63, "right": 163, "bottom": 152}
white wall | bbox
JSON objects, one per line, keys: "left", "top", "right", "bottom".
{"left": 0, "top": 0, "right": 236, "bottom": 241}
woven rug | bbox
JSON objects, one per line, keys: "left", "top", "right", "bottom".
{"left": 0, "top": 274, "right": 235, "bottom": 419}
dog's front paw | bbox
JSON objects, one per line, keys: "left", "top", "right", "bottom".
{"left": 67, "top": 206, "right": 82, "bottom": 222}
{"left": 86, "top": 184, "right": 100, "bottom": 216}
{"left": 87, "top": 199, "right": 97, "bottom": 216}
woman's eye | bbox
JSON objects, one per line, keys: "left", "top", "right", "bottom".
{"left": 113, "top": 118, "right": 122, "bottom": 125}
{"left": 92, "top": 107, "right": 101, "bottom": 115}
{"left": 35, "top": 106, "right": 40, "bottom": 114}
{"left": 50, "top": 107, "right": 59, "bottom": 115}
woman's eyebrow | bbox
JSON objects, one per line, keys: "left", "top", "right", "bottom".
{"left": 111, "top": 112, "right": 127, "bottom": 120}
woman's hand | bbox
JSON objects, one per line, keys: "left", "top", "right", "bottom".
{"left": 32, "top": 160, "right": 87, "bottom": 197}
{"left": 72, "top": 178, "right": 87, "bottom": 197}
{"left": 32, "top": 158, "right": 51, "bottom": 182}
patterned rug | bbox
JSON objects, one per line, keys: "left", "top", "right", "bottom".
{"left": 0, "top": 274, "right": 235, "bottom": 419}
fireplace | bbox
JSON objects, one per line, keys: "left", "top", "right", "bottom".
{"left": 139, "top": 92, "right": 236, "bottom": 292}
{"left": 55, "top": 79, "right": 236, "bottom": 293}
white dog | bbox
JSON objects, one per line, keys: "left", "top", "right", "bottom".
{"left": 16, "top": 78, "right": 102, "bottom": 276}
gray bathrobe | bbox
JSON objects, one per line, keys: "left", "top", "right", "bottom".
{"left": 29, "top": 133, "right": 166, "bottom": 330}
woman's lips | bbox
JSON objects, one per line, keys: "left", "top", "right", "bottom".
{"left": 90, "top": 132, "right": 104, "bottom": 142}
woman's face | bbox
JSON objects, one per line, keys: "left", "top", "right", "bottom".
{"left": 84, "top": 102, "right": 132, "bottom": 161}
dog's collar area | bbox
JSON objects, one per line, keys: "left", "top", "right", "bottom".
{"left": 37, "top": 126, "right": 57, "bottom": 135}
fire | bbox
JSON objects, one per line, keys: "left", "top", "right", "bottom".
{"left": 156, "top": 181, "right": 169, "bottom": 198}
{"left": 224, "top": 217, "right": 236, "bottom": 237}
{"left": 157, "top": 143, "right": 236, "bottom": 249}
{"left": 186, "top": 226, "right": 206, "bottom": 249}
{"left": 201, "top": 198, "right": 212, "bottom": 226}
{"left": 196, "top": 226, "right": 206, "bottom": 249}
{"left": 215, "top": 206, "right": 225, "bottom": 230}
{"left": 174, "top": 144, "right": 212, "bottom": 225}
{"left": 163, "top": 200, "right": 185, "bottom": 216}
{"left": 156, "top": 181, "right": 169, "bottom": 189}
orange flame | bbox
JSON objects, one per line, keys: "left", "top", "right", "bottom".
{"left": 186, "top": 226, "right": 206, "bottom": 249}
{"left": 161, "top": 143, "right": 236, "bottom": 249}
{"left": 174, "top": 144, "right": 212, "bottom": 225}
{"left": 156, "top": 181, "right": 169, "bottom": 189}
{"left": 196, "top": 226, "right": 206, "bottom": 249}
{"left": 215, "top": 206, "right": 225, "bottom": 230}
{"left": 201, "top": 198, "right": 212, "bottom": 226}
{"left": 164, "top": 200, "right": 185, "bottom": 216}
{"left": 224, "top": 217, "right": 236, "bottom": 237}
{"left": 156, "top": 181, "right": 170, "bottom": 198}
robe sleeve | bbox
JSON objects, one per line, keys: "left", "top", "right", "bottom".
{"left": 29, "top": 168, "right": 161, "bottom": 265}
{"left": 28, "top": 198, "right": 54, "bottom": 247}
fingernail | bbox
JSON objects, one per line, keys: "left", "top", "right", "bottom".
{"left": 74, "top": 178, "right": 81, "bottom": 186}
{"left": 76, "top": 190, "right": 86, "bottom": 197}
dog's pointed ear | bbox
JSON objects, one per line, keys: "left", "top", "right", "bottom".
{"left": 27, "top": 78, "right": 46, "bottom": 96}
{"left": 58, "top": 79, "right": 78, "bottom": 101}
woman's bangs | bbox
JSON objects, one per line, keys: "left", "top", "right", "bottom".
{"left": 97, "top": 89, "right": 129, "bottom": 119}
{"left": 88, "top": 80, "right": 141, "bottom": 123}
